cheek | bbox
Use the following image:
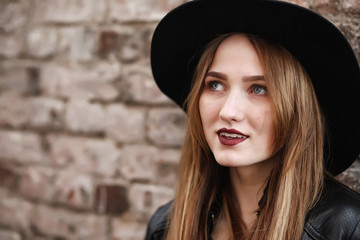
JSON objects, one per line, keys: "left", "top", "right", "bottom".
{"left": 199, "top": 95, "right": 209, "bottom": 124}
{"left": 251, "top": 105, "right": 275, "bottom": 137}
{"left": 261, "top": 108, "right": 276, "bottom": 144}
{"left": 199, "top": 95, "right": 219, "bottom": 125}
{"left": 199, "top": 96, "right": 217, "bottom": 142}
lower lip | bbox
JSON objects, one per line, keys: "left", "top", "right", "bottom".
{"left": 218, "top": 134, "right": 247, "bottom": 146}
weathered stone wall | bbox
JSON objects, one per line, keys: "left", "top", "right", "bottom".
{"left": 0, "top": 0, "right": 359, "bottom": 239}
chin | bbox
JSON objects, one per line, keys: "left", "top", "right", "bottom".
{"left": 214, "top": 157, "right": 251, "bottom": 167}
{"left": 214, "top": 154, "right": 272, "bottom": 168}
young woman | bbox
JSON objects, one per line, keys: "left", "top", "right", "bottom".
{"left": 146, "top": 0, "right": 360, "bottom": 239}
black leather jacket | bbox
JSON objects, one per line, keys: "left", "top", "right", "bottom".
{"left": 145, "top": 177, "right": 360, "bottom": 239}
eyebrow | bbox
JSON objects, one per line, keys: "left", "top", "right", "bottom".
{"left": 206, "top": 71, "right": 265, "bottom": 82}
{"left": 206, "top": 71, "right": 227, "bottom": 80}
{"left": 243, "top": 75, "right": 265, "bottom": 82}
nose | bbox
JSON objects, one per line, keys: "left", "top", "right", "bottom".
{"left": 219, "top": 90, "right": 246, "bottom": 123}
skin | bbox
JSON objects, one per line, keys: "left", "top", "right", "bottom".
{"left": 198, "top": 34, "right": 276, "bottom": 236}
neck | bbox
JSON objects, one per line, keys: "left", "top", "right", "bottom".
{"left": 229, "top": 158, "right": 274, "bottom": 227}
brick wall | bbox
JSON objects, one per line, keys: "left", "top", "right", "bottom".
{"left": 0, "top": 0, "right": 359, "bottom": 239}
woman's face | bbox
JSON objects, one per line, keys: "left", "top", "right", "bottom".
{"left": 199, "top": 34, "right": 275, "bottom": 168}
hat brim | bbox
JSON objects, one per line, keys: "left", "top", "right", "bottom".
{"left": 151, "top": 0, "right": 360, "bottom": 175}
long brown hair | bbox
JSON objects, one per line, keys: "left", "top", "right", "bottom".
{"left": 165, "top": 33, "right": 324, "bottom": 239}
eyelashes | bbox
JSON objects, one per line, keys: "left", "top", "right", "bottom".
{"left": 208, "top": 81, "right": 225, "bottom": 91}
{"left": 205, "top": 80, "right": 268, "bottom": 95}
{"left": 251, "top": 85, "right": 267, "bottom": 95}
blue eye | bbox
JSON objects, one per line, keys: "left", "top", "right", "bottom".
{"left": 209, "top": 81, "right": 225, "bottom": 91}
{"left": 253, "top": 85, "right": 267, "bottom": 95}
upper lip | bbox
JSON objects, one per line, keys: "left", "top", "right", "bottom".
{"left": 217, "top": 128, "right": 249, "bottom": 137}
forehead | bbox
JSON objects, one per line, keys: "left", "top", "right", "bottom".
{"left": 208, "top": 34, "right": 263, "bottom": 76}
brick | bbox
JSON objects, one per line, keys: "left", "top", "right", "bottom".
{"left": 0, "top": 93, "right": 28, "bottom": 128}
{"left": 0, "top": 0, "right": 29, "bottom": 33}
{"left": 105, "top": 104, "right": 146, "bottom": 143}
{"left": 0, "top": 130, "right": 45, "bottom": 164}
{"left": 0, "top": 94, "right": 64, "bottom": 128}
{"left": 147, "top": 108, "right": 187, "bottom": 147}
{"left": 32, "top": 0, "right": 106, "bottom": 23}
{"left": 312, "top": 0, "right": 340, "bottom": 15}
{"left": 98, "top": 30, "right": 119, "bottom": 58}
{"left": 31, "top": 204, "right": 107, "bottom": 240}
{"left": 65, "top": 100, "right": 106, "bottom": 133}
{"left": 98, "top": 25, "right": 155, "bottom": 62}
{"left": 108, "top": 0, "right": 186, "bottom": 22}
{"left": 338, "top": 0, "right": 360, "bottom": 13}
{"left": 138, "top": 25, "right": 155, "bottom": 60}
{"left": 120, "top": 144, "right": 158, "bottom": 181}
{"left": 18, "top": 166, "right": 54, "bottom": 201}
{"left": 98, "top": 27, "right": 134, "bottom": 60}
{"left": 40, "top": 61, "right": 120, "bottom": 100}
{"left": 124, "top": 66, "right": 171, "bottom": 104}
{"left": 154, "top": 149, "right": 180, "bottom": 187}
{"left": 95, "top": 185, "right": 129, "bottom": 214}
{"left": 120, "top": 145, "right": 180, "bottom": 185}
{"left": 33, "top": 237, "right": 51, "bottom": 240}
{"left": 118, "top": 35, "right": 140, "bottom": 63}
{"left": 120, "top": 25, "right": 155, "bottom": 62}
{"left": 155, "top": 162, "right": 179, "bottom": 188}
{"left": 0, "top": 192, "right": 33, "bottom": 231}
{"left": 0, "top": 66, "right": 39, "bottom": 94}
{"left": 47, "top": 134, "right": 120, "bottom": 177}
{"left": 0, "top": 67, "right": 28, "bottom": 93}
{"left": 112, "top": 217, "right": 147, "bottom": 240}
{"left": 0, "top": 230, "right": 22, "bottom": 240}
{"left": 0, "top": 166, "right": 18, "bottom": 189}
{"left": 157, "top": 148, "right": 181, "bottom": 165}
{"left": 0, "top": 34, "right": 22, "bottom": 57}
{"left": 129, "top": 184, "right": 174, "bottom": 222}
{"left": 52, "top": 170, "right": 94, "bottom": 210}
{"left": 58, "top": 26, "right": 97, "bottom": 61}
{"left": 336, "top": 158, "right": 360, "bottom": 193}
{"left": 26, "top": 27, "right": 57, "bottom": 58}
{"left": 27, "top": 97, "right": 65, "bottom": 128}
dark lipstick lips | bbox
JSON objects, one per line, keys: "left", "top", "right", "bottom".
{"left": 217, "top": 128, "right": 249, "bottom": 136}
{"left": 217, "top": 128, "right": 249, "bottom": 146}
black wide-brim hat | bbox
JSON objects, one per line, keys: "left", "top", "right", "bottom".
{"left": 151, "top": 0, "right": 360, "bottom": 175}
